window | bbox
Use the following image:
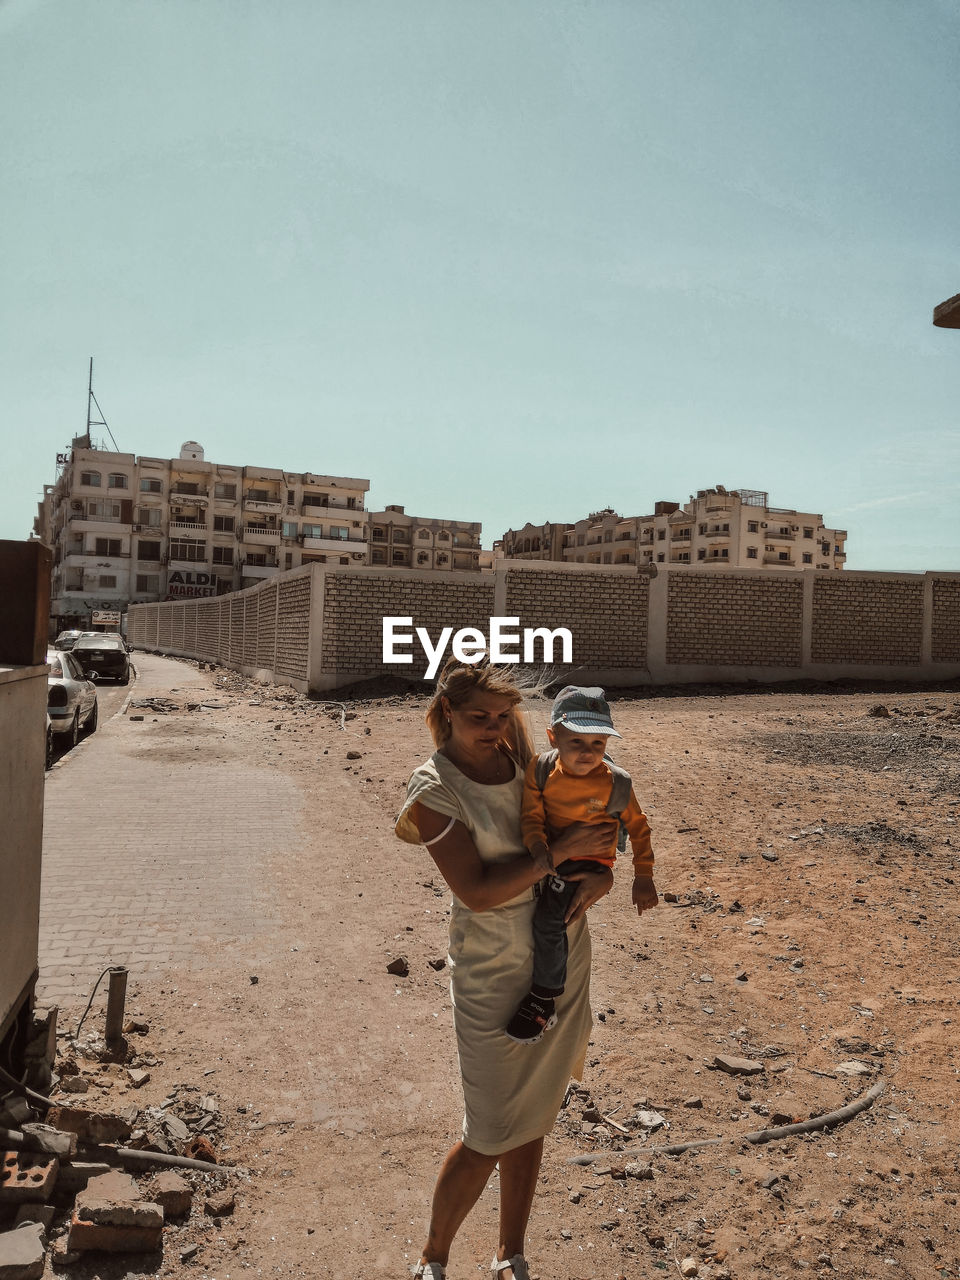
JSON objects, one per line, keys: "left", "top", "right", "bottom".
{"left": 802, "top": 553, "right": 813, "bottom": 564}
{"left": 138, "top": 507, "right": 162, "bottom": 526}
{"left": 372, "top": 527, "right": 385, "bottom": 541}
{"left": 329, "top": 526, "right": 349, "bottom": 540}
{"left": 656, "top": 552, "right": 665, "bottom": 562}
{"left": 697, "top": 548, "right": 706, "bottom": 560}
{"left": 779, "top": 551, "right": 789, "bottom": 561}
{"left": 140, "top": 477, "right": 162, "bottom": 493}
{"left": 281, "top": 521, "right": 298, "bottom": 538}
{"left": 821, "top": 542, "right": 830, "bottom": 555}
{"left": 303, "top": 524, "right": 324, "bottom": 538}
{"left": 214, "top": 515, "right": 235, "bottom": 533}
{"left": 169, "top": 537, "right": 206, "bottom": 562}
{"left": 676, "top": 552, "right": 689, "bottom": 562}
{"left": 418, "top": 529, "right": 430, "bottom": 540}
{"left": 779, "top": 526, "right": 789, "bottom": 536}
{"left": 372, "top": 548, "right": 386, "bottom": 564}
{"left": 392, "top": 528, "right": 408, "bottom": 543}
{"left": 80, "top": 471, "right": 101, "bottom": 487}
{"left": 698, "top": 523, "right": 706, "bottom": 535}
{"left": 417, "top": 551, "right": 429, "bottom": 564}
{"left": 284, "top": 552, "right": 292, "bottom": 569}
{"left": 108, "top": 473, "right": 128, "bottom": 489}
{"left": 747, "top": 521, "right": 759, "bottom": 533}
{"left": 212, "top": 546, "right": 233, "bottom": 565}
{"left": 803, "top": 527, "right": 814, "bottom": 538}
{"left": 136, "top": 574, "right": 159, "bottom": 593}
{"left": 721, "top": 548, "right": 728, "bottom": 558}
{"left": 438, "top": 531, "right": 450, "bottom": 541}
{"left": 747, "top": 547, "right": 758, "bottom": 559}
{"left": 436, "top": 553, "right": 448, "bottom": 565}
{"left": 94, "top": 538, "right": 123, "bottom": 556}
{"left": 138, "top": 540, "right": 161, "bottom": 561}
{"left": 246, "top": 552, "right": 268, "bottom": 566}
{"left": 339, "top": 557, "right": 348, "bottom": 565}
{"left": 392, "top": 550, "right": 407, "bottom": 564}
{"left": 246, "top": 488, "right": 269, "bottom": 501}
{"left": 87, "top": 500, "right": 122, "bottom": 520}
{"left": 173, "top": 482, "right": 199, "bottom": 495}
{"left": 99, "top": 575, "right": 117, "bottom": 588}
{"left": 286, "top": 490, "right": 294, "bottom": 505}
{"left": 215, "top": 482, "right": 237, "bottom": 500}
{"left": 657, "top": 529, "right": 666, "bottom": 540}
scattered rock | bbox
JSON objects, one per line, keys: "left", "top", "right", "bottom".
{"left": 680, "top": 1257, "right": 699, "bottom": 1277}
{"left": 150, "top": 1172, "right": 192, "bottom": 1218}
{"left": 386, "top": 956, "right": 409, "bottom": 977}
{"left": 761, "top": 851, "right": 779, "bottom": 863}
{"left": 181, "top": 1244, "right": 200, "bottom": 1262}
{"left": 346, "top": 751, "right": 362, "bottom": 760}
{"left": 683, "top": 1096, "right": 703, "bottom": 1108}
{"left": 204, "top": 1190, "right": 235, "bottom": 1218}
{"left": 126, "top": 1068, "right": 150, "bottom": 1088}
{"left": 869, "top": 705, "right": 891, "bottom": 718}
{"left": 0, "top": 1221, "right": 46, "bottom": 1280}
{"left": 625, "top": 1162, "right": 654, "bottom": 1180}
{"left": 61, "top": 1076, "right": 89, "bottom": 1095}
{"left": 714, "top": 1054, "right": 764, "bottom": 1076}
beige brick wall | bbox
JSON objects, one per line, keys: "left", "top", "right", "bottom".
{"left": 504, "top": 569, "right": 648, "bottom": 668}
{"left": 932, "top": 578, "right": 960, "bottom": 662}
{"left": 811, "top": 577, "right": 923, "bottom": 665}
{"left": 257, "top": 583, "right": 279, "bottom": 668}
{"left": 276, "top": 577, "right": 310, "bottom": 679}
{"left": 666, "top": 573, "right": 803, "bottom": 666}
{"left": 321, "top": 574, "right": 496, "bottom": 675}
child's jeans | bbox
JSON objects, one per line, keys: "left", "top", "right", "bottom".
{"left": 531, "top": 858, "right": 610, "bottom": 994}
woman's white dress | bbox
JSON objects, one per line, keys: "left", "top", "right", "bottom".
{"left": 396, "top": 751, "right": 593, "bottom": 1156}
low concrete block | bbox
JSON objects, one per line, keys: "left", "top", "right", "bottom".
{"left": 0, "top": 1223, "right": 46, "bottom": 1280}
{"left": 0, "top": 1153, "right": 59, "bottom": 1205}
{"left": 67, "top": 1219, "right": 162, "bottom": 1254}
{"left": 45, "top": 1106, "right": 131, "bottom": 1146}
{"left": 75, "top": 1172, "right": 163, "bottom": 1229}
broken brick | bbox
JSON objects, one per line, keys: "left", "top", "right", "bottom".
{"left": 0, "top": 1153, "right": 59, "bottom": 1205}
{"left": 150, "top": 1171, "right": 192, "bottom": 1218}
{"left": 74, "top": 1172, "right": 163, "bottom": 1229}
{"left": 67, "top": 1220, "right": 162, "bottom": 1254}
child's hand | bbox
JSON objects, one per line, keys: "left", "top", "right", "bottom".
{"left": 530, "top": 842, "right": 553, "bottom": 875}
{"left": 632, "top": 876, "right": 659, "bottom": 915}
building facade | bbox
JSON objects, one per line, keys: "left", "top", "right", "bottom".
{"left": 367, "top": 505, "right": 482, "bottom": 571}
{"left": 500, "top": 488, "right": 847, "bottom": 572}
{"left": 35, "top": 440, "right": 370, "bottom": 630}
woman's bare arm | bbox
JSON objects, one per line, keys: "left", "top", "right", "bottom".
{"left": 412, "top": 802, "right": 545, "bottom": 911}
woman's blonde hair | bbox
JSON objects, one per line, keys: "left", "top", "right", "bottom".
{"left": 426, "top": 657, "right": 535, "bottom": 767}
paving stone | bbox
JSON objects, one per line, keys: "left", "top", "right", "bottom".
{"left": 0, "top": 1222, "right": 46, "bottom": 1280}
{"left": 0, "top": 1153, "right": 59, "bottom": 1205}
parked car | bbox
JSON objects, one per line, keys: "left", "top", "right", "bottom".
{"left": 46, "top": 649, "right": 98, "bottom": 750}
{"left": 54, "top": 630, "right": 86, "bottom": 651}
{"left": 89, "top": 630, "right": 130, "bottom": 651}
{"left": 70, "top": 635, "right": 132, "bottom": 684}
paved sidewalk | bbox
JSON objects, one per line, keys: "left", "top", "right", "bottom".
{"left": 38, "top": 654, "right": 305, "bottom": 1003}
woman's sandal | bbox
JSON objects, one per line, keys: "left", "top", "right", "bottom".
{"left": 412, "top": 1263, "right": 445, "bottom": 1279}
{"left": 491, "top": 1256, "right": 530, "bottom": 1280}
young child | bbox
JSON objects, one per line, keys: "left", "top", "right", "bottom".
{"left": 505, "top": 685, "right": 658, "bottom": 1044}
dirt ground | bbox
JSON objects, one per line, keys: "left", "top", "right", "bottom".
{"left": 44, "top": 663, "right": 960, "bottom": 1280}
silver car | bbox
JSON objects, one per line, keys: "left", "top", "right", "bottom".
{"left": 46, "top": 648, "right": 98, "bottom": 749}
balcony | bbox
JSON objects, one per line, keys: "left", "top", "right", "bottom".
{"left": 705, "top": 530, "right": 731, "bottom": 543}
{"left": 303, "top": 535, "right": 369, "bottom": 555}
{"left": 766, "top": 530, "right": 796, "bottom": 543}
{"left": 243, "top": 498, "right": 282, "bottom": 515}
{"left": 763, "top": 554, "right": 795, "bottom": 566}
{"left": 242, "top": 562, "right": 278, "bottom": 579}
{"left": 170, "top": 519, "right": 206, "bottom": 532}
{"left": 671, "top": 530, "right": 692, "bottom": 541}
{"left": 242, "top": 527, "right": 281, "bottom": 546}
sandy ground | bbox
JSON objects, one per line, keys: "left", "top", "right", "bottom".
{"left": 41, "top": 662, "right": 960, "bottom": 1280}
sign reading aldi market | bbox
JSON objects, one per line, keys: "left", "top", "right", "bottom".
{"left": 166, "top": 570, "right": 218, "bottom": 600}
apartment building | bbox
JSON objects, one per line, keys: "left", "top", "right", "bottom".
{"left": 368, "top": 506, "right": 482, "bottom": 571}
{"left": 499, "top": 488, "right": 847, "bottom": 571}
{"left": 36, "top": 439, "right": 370, "bottom": 630}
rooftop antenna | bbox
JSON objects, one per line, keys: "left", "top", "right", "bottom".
{"left": 86, "top": 357, "right": 121, "bottom": 452}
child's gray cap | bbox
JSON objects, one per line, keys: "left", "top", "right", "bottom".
{"left": 549, "top": 685, "right": 620, "bottom": 738}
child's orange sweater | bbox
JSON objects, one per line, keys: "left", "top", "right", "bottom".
{"left": 520, "top": 756, "right": 654, "bottom": 875}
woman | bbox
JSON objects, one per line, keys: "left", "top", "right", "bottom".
{"left": 395, "top": 658, "right": 614, "bottom": 1280}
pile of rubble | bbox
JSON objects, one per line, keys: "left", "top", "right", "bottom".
{"left": 0, "top": 1011, "right": 243, "bottom": 1274}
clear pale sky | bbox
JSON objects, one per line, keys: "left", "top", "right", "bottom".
{"left": 3, "top": 0, "right": 958, "bottom": 569}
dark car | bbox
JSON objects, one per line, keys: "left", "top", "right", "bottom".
{"left": 71, "top": 635, "right": 132, "bottom": 685}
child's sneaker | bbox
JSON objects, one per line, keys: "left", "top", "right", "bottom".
{"left": 505, "top": 992, "right": 557, "bottom": 1043}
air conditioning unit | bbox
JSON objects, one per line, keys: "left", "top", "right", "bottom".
{"left": 297, "top": 534, "right": 305, "bottom": 544}
{"left": 761, "top": 522, "right": 768, "bottom": 528}
{"left": 352, "top": 521, "right": 362, "bottom": 528}
{"left": 71, "top": 500, "right": 83, "bottom": 512}
{"left": 351, "top": 553, "right": 364, "bottom": 561}
{"left": 132, "top": 524, "right": 141, "bottom": 532}
{"left": 791, "top": 525, "right": 799, "bottom": 532}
